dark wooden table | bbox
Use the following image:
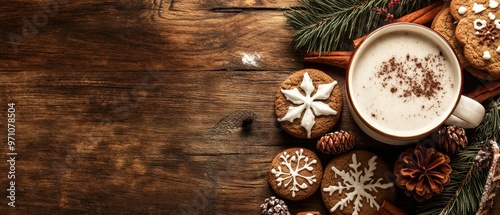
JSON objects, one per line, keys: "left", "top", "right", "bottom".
{"left": 0, "top": 0, "right": 498, "bottom": 214}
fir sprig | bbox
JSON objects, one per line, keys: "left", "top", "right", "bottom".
{"left": 285, "top": 0, "right": 437, "bottom": 52}
{"left": 415, "top": 96, "right": 500, "bottom": 215}
{"left": 473, "top": 97, "right": 500, "bottom": 143}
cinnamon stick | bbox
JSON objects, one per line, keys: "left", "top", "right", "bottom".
{"left": 352, "top": 2, "right": 444, "bottom": 48}
{"left": 466, "top": 81, "right": 500, "bottom": 103}
{"left": 395, "top": 1, "right": 443, "bottom": 23}
{"left": 304, "top": 51, "right": 352, "bottom": 57}
{"left": 378, "top": 201, "right": 407, "bottom": 215}
{"left": 412, "top": 5, "right": 443, "bottom": 25}
{"left": 303, "top": 51, "right": 353, "bottom": 69}
{"left": 352, "top": 35, "right": 368, "bottom": 48}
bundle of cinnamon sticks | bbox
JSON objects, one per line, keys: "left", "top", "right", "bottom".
{"left": 466, "top": 81, "right": 500, "bottom": 103}
{"left": 304, "top": 2, "right": 444, "bottom": 69}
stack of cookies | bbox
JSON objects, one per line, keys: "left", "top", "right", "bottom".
{"left": 264, "top": 69, "right": 397, "bottom": 215}
{"left": 432, "top": 0, "right": 500, "bottom": 80}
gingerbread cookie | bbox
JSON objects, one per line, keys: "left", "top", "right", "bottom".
{"left": 268, "top": 148, "right": 323, "bottom": 201}
{"left": 432, "top": 6, "right": 493, "bottom": 79}
{"left": 321, "top": 150, "right": 396, "bottom": 215}
{"left": 452, "top": 0, "right": 500, "bottom": 80}
{"left": 432, "top": 7, "right": 470, "bottom": 67}
{"left": 275, "top": 69, "right": 342, "bottom": 139}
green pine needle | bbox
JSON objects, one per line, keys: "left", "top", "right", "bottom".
{"left": 473, "top": 97, "right": 500, "bottom": 143}
{"left": 415, "top": 96, "right": 500, "bottom": 215}
{"left": 285, "top": 0, "right": 437, "bottom": 53}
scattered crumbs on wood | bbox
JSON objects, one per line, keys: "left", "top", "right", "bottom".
{"left": 241, "top": 52, "right": 262, "bottom": 67}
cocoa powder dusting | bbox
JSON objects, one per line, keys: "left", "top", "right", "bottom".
{"left": 374, "top": 53, "right": 447, "bottom": 102}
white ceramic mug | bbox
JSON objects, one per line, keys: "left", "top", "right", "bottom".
{"left": 346, "top": 23, "right": 485, "bottom": 145}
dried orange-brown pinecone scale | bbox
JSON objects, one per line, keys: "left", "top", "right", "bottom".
{"left": 394, "top": 145, "right": 452, "bottom": 202}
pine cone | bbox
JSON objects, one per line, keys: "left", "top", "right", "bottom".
{"left": 394, "top": 145, "right": 452, "bottom": 202}
{"left": 434, "top": 125, "right": 468, "bottom": 155}
{"left": 474, "top": 140, "right": 495, "bottom": 170}
{"left": 260, "top": 196, "right": 290, "bottom": 215}
{"left": 316, "top": 130, "right": 355, "bottom": 155}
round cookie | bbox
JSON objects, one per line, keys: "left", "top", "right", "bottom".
{"left": 275, "top": 69, "right": 342, "bottom": 139}
{"left": 432, "top": 7, "right": 470, "bottom": 67}
{"left": 321, "top": 150, "right": 396, "bottom": 215}
{"left": 453, "top": 0, "right": 500, "bottom": 80}
{"left": 431, "top": 6, "right": 493, "bottom": 79}
{"left": 268, "top": 148, "right": 323, "bottom": 201}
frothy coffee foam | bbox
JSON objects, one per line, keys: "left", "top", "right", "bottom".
{"left": 351, "top": 31, "right": 458, "bottom": 136}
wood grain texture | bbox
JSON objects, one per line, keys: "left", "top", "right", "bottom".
{"left": 0, "top": 0, "right": 498, "bottom": 214}
{"left": 0, "top": 70, "right": 345, "bottom": 214}
{"left": 0, "top": 0, "right": 301, "bottom": 72}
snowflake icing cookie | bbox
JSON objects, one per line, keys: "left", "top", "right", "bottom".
{"left": 275, "top": 69, "right": 343, "bottom": 139}
{"left": 451, "top": 0, "right": 500, "bottom": 79}
{"left": 321, "top": 150, "right": 396, "bottom": 215}
{"left": 268, "top": 148, "right": 323, "bottom": 200}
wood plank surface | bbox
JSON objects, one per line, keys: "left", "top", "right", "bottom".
{"left": 0, "top": 0, "right": 498, "bottom": 214}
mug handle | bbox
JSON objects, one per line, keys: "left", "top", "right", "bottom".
{"left": 444, "top": 96, "right": 485, "bottom": 128}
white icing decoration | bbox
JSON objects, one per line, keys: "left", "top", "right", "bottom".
{"left": 458, "top": 6, "right": 467, "bottom": 15}
{"left": 271, "top": 149, "right": 317, "bottom": 198}
{"left": 495, "top": 19, "right": 500, "bottom": 29}
{"left": 279, "top": 72, "right": 338, "bottom": 138}
{"left": 474, "top": 19, "right": 488, "bottom": 30}
{"left": 490, "top": 0, "right": 499, "bottom": 8}
{"left": 496, "top": 46, "right": 500, "bottom": 53}
{"left": 323, "top": 154, "right": 394, "bottom": 215}
{"left": 483, "top": 51, "right": 492, "bottom": 60}
{"left": 489, "top": 12, "right": 496, "bottom": 20}
{"left": 473, "top": 2, "right": 487, "bottom": 13}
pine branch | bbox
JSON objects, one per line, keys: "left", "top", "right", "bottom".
{"left": 473, "top": 96, "right": 500, "bottom": 143}
{"left": 415, "top": 96, "right": 500, "bottom": 215}
{"left": 285, "top": 0, "right": 438, "bottom": 52}
{"left": 477, "top": 140, "right": 500, "bottom": 215}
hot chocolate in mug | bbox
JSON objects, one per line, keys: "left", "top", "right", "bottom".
{"left": 346, "top": 23, "right": 485, "bottom": 145}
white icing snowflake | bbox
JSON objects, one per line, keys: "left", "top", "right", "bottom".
{"left": 323, "top": 154, "right": 394, "bottom": 215}
{"left": 271, "top": 148, "right": 317, "bottom": 198}
{"left": 279, "top": 72, "right": 338, "bottom": 138}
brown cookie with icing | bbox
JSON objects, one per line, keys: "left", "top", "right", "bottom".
{"left": 321, "top": 150, "right": 396, "bottom": 214}
{"left": 450, "top": 0, "right": 500, "bottom": 80}
{"left": 432, "top": 6, "right": 493, "bottom": 79}
{"left": 275, "top": 69, "right": 343, "bottom": 139}
{"left": 268, "top": 148, "right": 323, "bottom": 201}
{"left": 432, "top": 6, "right": 470, "bottom": 67}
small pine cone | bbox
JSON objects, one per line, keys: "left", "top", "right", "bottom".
{"left": 260, "top": 196, "right": 290, "bottom": 215}
{"left": 316, "top": 130, "right": 355, "bottom": 155}
{"left": 434, "top": 125, "right": 468, "bottom": 155}
{"left": 474, "top": 140, "right": 496, "bottom": 170}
